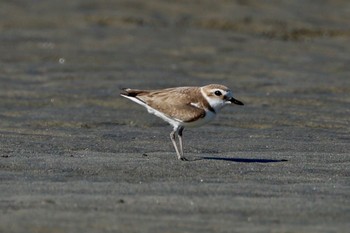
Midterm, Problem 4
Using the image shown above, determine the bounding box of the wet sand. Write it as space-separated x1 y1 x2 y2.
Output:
0 1 349 232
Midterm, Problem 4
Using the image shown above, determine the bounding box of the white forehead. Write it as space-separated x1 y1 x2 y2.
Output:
213 88 232 96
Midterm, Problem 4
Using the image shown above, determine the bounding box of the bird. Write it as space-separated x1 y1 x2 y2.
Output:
120 84 244 161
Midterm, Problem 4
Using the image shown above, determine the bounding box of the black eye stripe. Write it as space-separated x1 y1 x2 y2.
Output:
214 90 222 96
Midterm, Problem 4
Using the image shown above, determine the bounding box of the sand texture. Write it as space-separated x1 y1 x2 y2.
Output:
0 1 349 232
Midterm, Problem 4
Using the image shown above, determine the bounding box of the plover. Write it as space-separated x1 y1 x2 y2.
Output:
120 84 244 161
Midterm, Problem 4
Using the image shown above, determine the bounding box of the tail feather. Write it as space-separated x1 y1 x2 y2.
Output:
120 88 151 100
120 88 144 97
120 88 132 96
120 88 148 105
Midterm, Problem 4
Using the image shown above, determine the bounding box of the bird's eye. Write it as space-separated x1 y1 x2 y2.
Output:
214 90 222 96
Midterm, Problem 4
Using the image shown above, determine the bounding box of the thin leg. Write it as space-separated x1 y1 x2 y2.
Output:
170 130 182 160
178 126 188 161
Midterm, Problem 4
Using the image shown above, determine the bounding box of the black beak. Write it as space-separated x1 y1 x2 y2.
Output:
228 97 244 105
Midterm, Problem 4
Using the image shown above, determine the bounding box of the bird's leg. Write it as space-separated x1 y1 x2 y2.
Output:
170 129 182 160
177 126 188 161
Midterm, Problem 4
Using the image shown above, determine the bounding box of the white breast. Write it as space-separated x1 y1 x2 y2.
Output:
182 109 216 128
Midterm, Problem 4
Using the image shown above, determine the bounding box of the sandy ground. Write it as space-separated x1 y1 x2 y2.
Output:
0 1 350 232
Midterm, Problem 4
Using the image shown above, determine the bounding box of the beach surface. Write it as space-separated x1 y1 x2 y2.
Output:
0 1 349 232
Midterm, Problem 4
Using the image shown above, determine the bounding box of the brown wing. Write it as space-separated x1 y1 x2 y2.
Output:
134 87 207 122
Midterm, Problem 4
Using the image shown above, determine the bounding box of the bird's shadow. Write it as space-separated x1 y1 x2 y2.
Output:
194 156 288 163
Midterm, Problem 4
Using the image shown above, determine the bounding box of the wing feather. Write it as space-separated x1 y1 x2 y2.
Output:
130 87 207 122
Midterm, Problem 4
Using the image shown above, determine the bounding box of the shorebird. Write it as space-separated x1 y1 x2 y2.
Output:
120 84 244 161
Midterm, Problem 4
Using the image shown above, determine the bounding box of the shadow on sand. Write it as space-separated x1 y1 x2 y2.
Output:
199 157 288 163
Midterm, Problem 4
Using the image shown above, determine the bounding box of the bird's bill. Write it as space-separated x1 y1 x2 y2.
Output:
227 97 244 105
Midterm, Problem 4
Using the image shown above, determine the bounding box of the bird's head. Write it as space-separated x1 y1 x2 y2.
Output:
201 84 244 112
